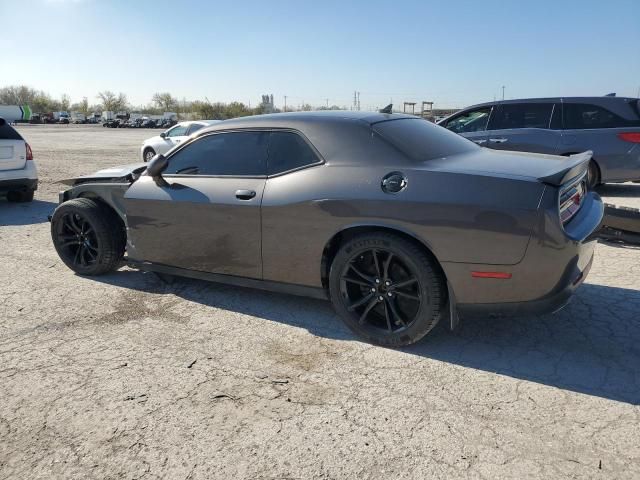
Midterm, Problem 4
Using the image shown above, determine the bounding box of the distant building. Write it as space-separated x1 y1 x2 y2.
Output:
261 94 275 113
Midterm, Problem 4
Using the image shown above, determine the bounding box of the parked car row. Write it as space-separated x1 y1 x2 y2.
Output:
103 118 177 129
438 95 640 188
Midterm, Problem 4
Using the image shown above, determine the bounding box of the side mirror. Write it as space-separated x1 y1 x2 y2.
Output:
159 132 167 139
146 154 169 187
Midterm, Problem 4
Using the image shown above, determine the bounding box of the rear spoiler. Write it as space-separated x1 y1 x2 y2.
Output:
538 151 592 186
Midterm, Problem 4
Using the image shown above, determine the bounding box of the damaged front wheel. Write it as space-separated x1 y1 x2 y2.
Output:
51 198 126 275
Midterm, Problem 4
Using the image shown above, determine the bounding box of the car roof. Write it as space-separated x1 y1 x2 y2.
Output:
457 96 639 110
195 110 417 135
179 119 221 126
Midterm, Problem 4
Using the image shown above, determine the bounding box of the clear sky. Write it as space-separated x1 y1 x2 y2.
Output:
2 0 639 110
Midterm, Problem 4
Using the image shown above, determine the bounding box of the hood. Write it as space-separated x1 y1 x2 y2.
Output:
59 163 148 186
427 149 591 186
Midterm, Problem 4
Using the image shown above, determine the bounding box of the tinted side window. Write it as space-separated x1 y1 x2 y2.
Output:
0 122 23 140
549 104 562 130
166 124 188 137
268 132 320 175
491 103 553 130
165 132 268 176
563 103 638 129
186 124 205 136
444 107 491 133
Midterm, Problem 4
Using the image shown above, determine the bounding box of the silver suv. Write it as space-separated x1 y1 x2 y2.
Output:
438 96 640 188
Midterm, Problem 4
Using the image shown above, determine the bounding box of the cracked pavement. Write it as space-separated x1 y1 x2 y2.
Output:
1 125 639 479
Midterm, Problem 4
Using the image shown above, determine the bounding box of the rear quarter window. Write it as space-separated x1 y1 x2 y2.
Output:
0 122 23 140
373 118 477 161
563 103 640 129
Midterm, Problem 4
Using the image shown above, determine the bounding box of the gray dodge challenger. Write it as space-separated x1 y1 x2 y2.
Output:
51 111 604 346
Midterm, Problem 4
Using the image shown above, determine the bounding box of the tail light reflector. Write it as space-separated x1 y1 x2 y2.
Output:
618 132 640 143
26 143 33 160
471 271 512 279
559 174 586 225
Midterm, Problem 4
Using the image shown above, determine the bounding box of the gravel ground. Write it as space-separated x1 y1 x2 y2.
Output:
1 124 639 479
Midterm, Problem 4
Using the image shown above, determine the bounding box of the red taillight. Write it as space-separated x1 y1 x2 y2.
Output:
25 143 33 161
618 132 640 143
471 271 512 279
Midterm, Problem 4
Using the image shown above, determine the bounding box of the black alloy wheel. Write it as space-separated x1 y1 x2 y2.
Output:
54 211 100 269
51 198 126 275
340 248 421 333
329 232 446 346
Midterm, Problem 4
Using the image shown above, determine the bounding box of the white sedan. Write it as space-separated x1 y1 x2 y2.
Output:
140 120 220 162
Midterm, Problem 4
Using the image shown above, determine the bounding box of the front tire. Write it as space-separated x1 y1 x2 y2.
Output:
51 198 126 275
143 147 155 162
329 232 446 347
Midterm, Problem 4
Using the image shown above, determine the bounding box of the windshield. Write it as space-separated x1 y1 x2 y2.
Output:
373 118 477 161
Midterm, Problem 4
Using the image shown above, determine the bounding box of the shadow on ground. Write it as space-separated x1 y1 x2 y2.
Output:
95 269 640 405
0 199 57 226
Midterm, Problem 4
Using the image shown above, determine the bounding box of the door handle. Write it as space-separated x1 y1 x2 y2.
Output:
235 189 256 200
473 139 487 145
489 138 508 144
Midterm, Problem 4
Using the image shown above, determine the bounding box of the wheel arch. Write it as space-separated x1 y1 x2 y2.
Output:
320 223 458 330
320 223 446 289
63 185 129 228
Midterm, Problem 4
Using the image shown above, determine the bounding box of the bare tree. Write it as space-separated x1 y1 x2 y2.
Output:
60 94 71 111
97 91 128 112
79 97 89 115
152 92 177 112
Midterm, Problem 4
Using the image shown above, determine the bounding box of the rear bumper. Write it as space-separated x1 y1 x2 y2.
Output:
444 190 603 318
457 251 593 318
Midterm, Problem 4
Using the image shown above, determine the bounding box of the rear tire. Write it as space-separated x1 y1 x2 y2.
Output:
587 160 601 189
51 198 126 275
329 232 446 347
7 189 35 202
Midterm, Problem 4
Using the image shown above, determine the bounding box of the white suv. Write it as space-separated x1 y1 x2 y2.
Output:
140 120 221 162
0 118 37 202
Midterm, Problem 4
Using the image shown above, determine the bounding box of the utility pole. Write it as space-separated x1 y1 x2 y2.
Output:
284 95 287 112
502 86 505 100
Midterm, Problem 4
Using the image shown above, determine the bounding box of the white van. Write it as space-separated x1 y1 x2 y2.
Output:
0 118 37 202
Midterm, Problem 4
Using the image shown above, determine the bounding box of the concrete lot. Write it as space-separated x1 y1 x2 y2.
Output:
1 124 639 479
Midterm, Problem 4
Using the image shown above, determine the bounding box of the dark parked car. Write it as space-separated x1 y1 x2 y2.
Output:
438 96 640 188
50 111 603 346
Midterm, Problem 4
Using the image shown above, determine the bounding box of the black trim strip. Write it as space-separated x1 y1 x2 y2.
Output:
127 260 328 300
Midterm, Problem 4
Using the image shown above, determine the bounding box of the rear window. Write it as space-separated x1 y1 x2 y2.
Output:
0 121 23 140
490 103 554 130
373 118 476 161
563 103 640 129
